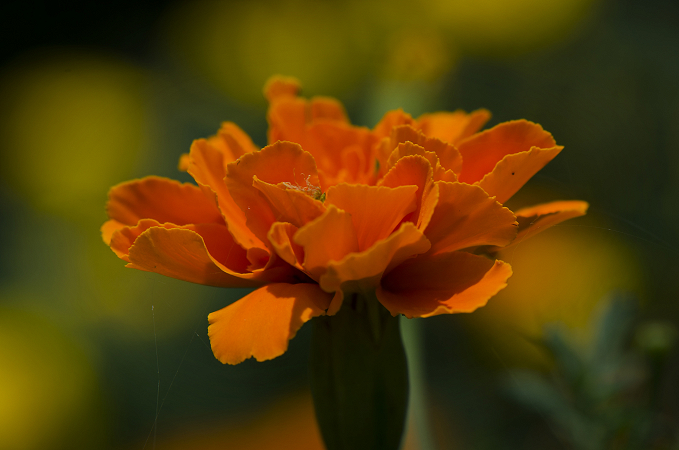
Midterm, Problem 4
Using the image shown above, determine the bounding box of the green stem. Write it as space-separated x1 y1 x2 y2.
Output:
309 292 409 450
401 317 436 450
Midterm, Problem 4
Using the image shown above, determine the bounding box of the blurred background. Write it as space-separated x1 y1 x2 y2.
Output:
1 0 678 448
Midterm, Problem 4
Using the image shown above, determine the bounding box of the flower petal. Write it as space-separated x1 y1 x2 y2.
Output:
267 96 309 146
178 153 191 171
208 283 332 364
113 219 267 274
457 120 557 184
266 77 348 146
418 182 440 232
309 97 350 123
253 176 325 228
515 200 589 222
306 122 374 186
437 169 459 183
430 148 462 178
387 124 463 174
424 181 517 254
387 141 453 183
265 75 347 122
492 200 589 252
381 154 434 228
382 154 432 190
386 141 437 171
325 184 418 252
226 141 320 243
126 225 285 288
320 223 431 314
377 252 512 318
208 122 259 161
110 218 168 261
101 219 126 245
187 139 227 189
372 109 415 139
417 109 491 145
106 176 223 226
267 222 305 271
338 144 369 184
294 205 359 281
264 75 302 102
477 146 563 204
188 138 264 250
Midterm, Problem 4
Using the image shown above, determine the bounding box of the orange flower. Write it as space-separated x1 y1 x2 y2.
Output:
102 76 588 365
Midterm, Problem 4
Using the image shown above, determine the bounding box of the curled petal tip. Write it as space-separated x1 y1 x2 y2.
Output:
264 75 302 102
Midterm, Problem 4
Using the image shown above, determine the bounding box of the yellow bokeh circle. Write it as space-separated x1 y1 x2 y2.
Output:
0 307 106 449
470 218 643 367
0 50 151 220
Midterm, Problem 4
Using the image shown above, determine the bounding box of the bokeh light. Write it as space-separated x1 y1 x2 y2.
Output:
471 212 643 367
0 50 152 221
0 306 107 450
129 392 428 450
160 0 597 105
424 0 596 56
160 0 376 104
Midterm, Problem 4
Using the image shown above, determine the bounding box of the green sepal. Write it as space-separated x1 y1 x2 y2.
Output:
309 293 409 450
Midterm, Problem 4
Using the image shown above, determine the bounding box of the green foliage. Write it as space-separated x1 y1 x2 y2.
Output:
504 293 678 450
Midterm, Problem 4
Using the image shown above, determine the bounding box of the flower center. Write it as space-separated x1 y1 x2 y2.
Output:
282 174 325 201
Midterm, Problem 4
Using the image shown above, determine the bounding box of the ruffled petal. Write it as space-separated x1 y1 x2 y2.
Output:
294 205 359 281
477 146 563 204
319 222 431 314
264 76 302 102
188 138 264 250
208 283 332 364
178 153 191 171
101 219 126 245
187 139 227 190
381 154 434 228
267 222 305 271
252 176 325 228
387 125 463 174
418 182 440 232
226 141 320 243
266 77 348 147
126 225 286 288
325 183 418 252
436 169 459 183
306 122 374 186
372 109 415 140
417 109 491 145
106 176 223 226
267 96 309 146
386 141 436 171
109 218 168 261
385 141 452 183
309 97 350 123
492 200 589 252
457 120 557 184
265 75 348 122
424 181 517 254
431 149 462 178
338 144 369 184
207 122 259 163
112 220 266 274
377 252 512 318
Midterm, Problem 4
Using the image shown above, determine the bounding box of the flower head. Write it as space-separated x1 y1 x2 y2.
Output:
102 76 588 364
